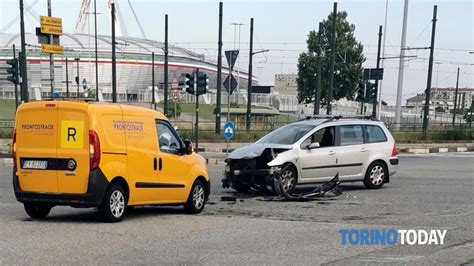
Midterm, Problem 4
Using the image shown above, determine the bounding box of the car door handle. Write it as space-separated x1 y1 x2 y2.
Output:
159 158 163 171
361 148 368 152
328 151 335 155
153 158 157 171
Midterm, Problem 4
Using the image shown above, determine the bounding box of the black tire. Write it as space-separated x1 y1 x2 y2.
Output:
184 179 206 214
24 203 52 219
279 164 297 194
363 161 387 189
99 183 127 222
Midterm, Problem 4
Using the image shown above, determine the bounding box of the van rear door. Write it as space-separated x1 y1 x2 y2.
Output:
16 102 59 193
56 101 90 194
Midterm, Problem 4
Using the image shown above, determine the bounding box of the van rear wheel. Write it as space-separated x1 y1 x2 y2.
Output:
99 184 127 222
184 179 206 214
24 203 51 219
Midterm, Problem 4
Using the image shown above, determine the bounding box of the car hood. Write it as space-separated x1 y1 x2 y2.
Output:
228 143 293 159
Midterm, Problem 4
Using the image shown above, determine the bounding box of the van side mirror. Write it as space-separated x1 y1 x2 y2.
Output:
308 142 320 149
183 139 193 155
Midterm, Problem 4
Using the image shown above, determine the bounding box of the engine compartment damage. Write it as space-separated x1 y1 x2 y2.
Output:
222 147 342 200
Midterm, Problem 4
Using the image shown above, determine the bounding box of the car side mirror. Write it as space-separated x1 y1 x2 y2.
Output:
308 142 320 149
183 139 193 155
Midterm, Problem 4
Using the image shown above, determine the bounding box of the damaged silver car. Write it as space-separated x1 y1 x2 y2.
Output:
222 116 398 194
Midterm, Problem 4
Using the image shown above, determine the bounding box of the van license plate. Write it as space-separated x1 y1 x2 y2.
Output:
23 160 48 170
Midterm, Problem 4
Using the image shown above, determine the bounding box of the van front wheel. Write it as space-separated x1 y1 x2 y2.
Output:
184 179 206 214
99 184 127 222
24 203 51 219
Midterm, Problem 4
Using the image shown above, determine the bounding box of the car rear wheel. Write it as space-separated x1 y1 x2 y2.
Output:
24 203 52 219
364 161 387 189
184 179 206 214
99 184 127 222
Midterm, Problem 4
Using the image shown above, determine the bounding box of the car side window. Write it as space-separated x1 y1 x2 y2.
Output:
301 126 335 149
340 125 364 146
156 121 182 154
366 125 387 143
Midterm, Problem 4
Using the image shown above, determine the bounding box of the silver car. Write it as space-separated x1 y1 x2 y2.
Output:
222 116 398 193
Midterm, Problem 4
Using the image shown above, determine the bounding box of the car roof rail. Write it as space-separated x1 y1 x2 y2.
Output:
301 115 378 123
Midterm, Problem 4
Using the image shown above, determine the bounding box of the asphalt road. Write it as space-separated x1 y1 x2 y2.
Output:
0 153 473 264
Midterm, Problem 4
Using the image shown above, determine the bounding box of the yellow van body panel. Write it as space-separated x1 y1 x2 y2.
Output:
14 101 209 210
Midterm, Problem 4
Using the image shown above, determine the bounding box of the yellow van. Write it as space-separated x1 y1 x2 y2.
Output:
13 101 210 222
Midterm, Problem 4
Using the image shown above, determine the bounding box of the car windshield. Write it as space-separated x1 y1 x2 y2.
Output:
257 123 315 145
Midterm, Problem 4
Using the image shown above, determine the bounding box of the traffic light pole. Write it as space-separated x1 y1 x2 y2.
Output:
327 2 337 115
194 68 199 152
314 22 322 115
12 45 19 109
215 2 223 134
373 25 382 119
47 0 55 96
246 18 253 131
19 0 28 102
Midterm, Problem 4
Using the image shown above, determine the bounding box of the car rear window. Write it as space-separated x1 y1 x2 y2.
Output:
340 125 364 146
365 125 387 143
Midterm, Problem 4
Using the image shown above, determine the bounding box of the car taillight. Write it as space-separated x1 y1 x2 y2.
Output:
391 145 398 157
12 130 17 169
89 130 101 170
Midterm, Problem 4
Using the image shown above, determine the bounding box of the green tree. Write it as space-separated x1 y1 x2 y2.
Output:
297 11 365 104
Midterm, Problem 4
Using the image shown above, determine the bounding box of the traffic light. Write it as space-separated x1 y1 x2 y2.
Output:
366 81 376 102
196 72 209 95
184 73 195 95
6 58 19 85
356 82 365 102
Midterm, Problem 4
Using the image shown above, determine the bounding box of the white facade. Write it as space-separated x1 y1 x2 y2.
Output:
273 74 298 96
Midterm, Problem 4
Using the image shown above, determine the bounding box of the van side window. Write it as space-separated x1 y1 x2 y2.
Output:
340 125 364 146
365 125 387 143
156 121 181 154
301 126 335 149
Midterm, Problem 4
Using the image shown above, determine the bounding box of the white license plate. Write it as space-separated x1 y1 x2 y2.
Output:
23 160 48 170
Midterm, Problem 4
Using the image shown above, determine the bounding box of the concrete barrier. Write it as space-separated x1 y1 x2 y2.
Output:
408 148 430 154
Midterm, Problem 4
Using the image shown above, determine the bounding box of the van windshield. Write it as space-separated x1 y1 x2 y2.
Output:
257 124 315 145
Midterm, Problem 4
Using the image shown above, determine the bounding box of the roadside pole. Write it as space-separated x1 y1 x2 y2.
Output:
195 68 199 152
47 0 54 96
452 67 460 126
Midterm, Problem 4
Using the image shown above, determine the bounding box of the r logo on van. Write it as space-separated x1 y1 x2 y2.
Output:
60 120 84 149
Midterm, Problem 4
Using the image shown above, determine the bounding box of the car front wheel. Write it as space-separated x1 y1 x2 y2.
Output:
364 161 387 189
184 179 206 214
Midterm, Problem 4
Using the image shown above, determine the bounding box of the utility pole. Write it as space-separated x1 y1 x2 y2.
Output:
314 22 322 115
452 67 460 126
65 57 69 97
19 0 28 102
395 0 409 126
94 0 99 101
327 2 337 115
47 0 54 96
152 52 155 109
164 14 169 116
215 2 223 133
422 5 437 138
111 2 117 103
246 18 254 131
373 25 383 119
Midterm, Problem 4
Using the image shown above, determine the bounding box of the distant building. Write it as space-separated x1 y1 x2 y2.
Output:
273 74 298 96
405 87 473 112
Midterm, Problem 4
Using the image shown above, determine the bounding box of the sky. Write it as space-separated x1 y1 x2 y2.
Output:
1 0 473 105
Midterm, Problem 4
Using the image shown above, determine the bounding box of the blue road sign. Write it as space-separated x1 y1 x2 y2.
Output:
223 121 234 139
